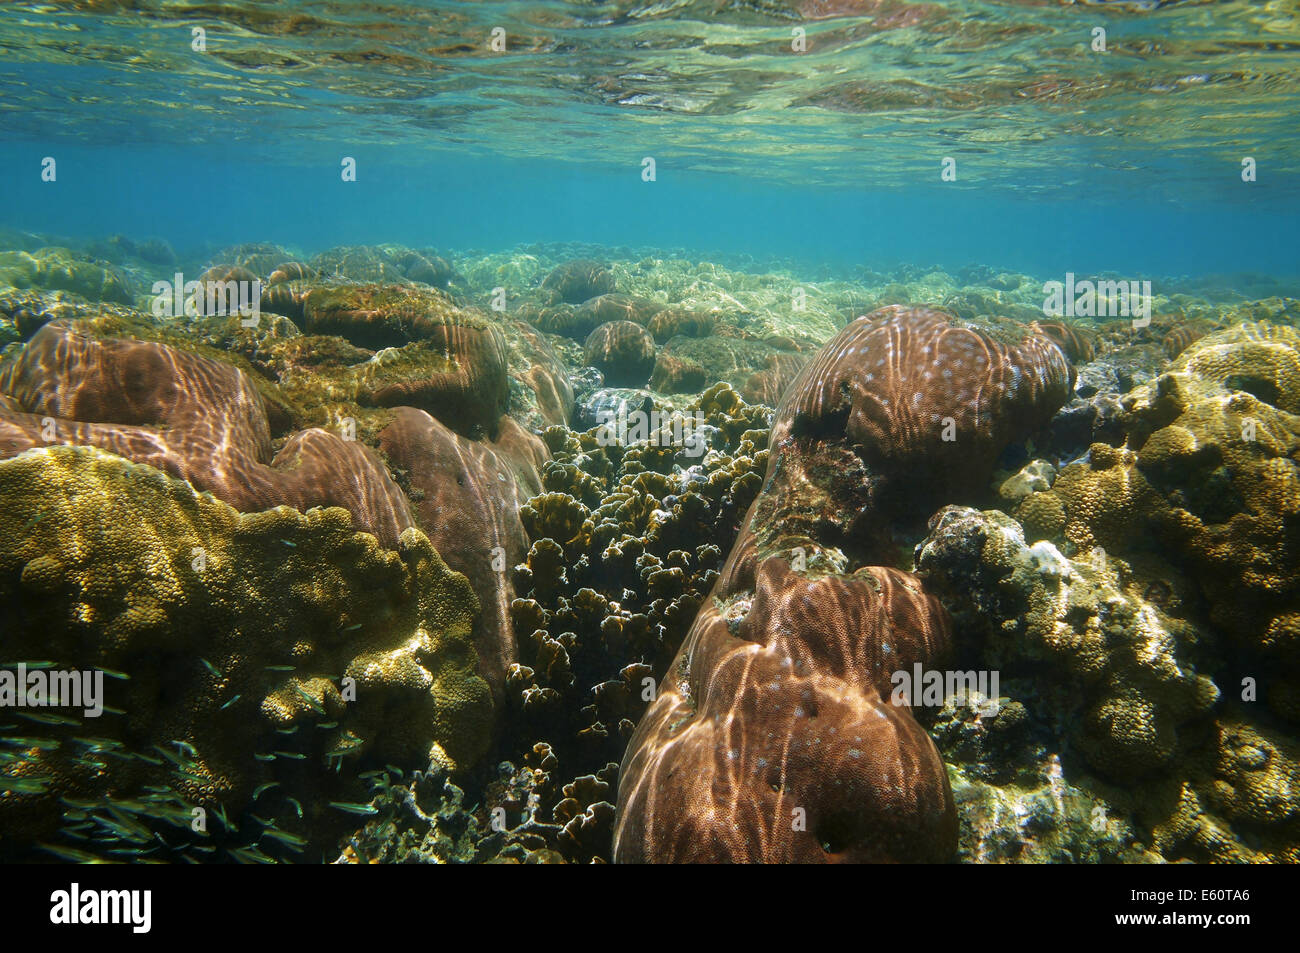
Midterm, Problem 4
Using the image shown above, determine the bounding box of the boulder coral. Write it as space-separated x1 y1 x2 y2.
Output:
616 557 958 862
575 294 660 333
380 406 545 702
503 318 575 430
583 321 656 388
647 308 719 340
0 320 414 547
302 283 498 353
740 352 808 406
259 261 318 320
271 283 569 436
614 306 1076 862
650 353 709 394
772 306 1074 539
541 260 616 305
309 244 462 288
211 241 291 276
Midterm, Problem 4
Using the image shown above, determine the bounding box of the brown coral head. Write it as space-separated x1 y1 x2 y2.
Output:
583 321 657 388
379 406 540 697
1037 320 1096 364
267 261 318 285
0 321 413 547
613 556 956 863
741 352 808 407
774 306 1074 502
648 308 718 340
541 259 616 305
577 293 660 329
651 354 709 394
193 265 262 318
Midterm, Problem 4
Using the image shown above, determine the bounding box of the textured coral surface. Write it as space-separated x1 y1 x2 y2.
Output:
614 307 1076 862
1 241 1296 865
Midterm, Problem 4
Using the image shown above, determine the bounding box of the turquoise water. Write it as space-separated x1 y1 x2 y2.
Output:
2 1 1299 275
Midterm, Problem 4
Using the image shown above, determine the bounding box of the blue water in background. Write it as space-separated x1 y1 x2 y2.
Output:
3 142 1296 280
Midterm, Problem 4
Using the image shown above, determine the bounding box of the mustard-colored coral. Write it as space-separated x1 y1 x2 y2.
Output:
1120 325 1300 687
919 507 1218 778
1016 443 1165 555
1145 718 1300 863
0 445 491 856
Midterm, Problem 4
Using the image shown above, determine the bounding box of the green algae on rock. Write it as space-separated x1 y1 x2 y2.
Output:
0 247 133 306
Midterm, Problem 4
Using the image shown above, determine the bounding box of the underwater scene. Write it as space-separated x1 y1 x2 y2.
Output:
0 0 1298 869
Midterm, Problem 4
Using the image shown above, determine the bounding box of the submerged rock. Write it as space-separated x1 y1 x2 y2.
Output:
0 247 133 305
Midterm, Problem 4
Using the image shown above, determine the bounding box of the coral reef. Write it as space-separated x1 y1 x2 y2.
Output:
614 307 1076 862
0 445 491 862
657 334 803 397
257 283 569 438
0 248 133 306
259 261 318 321
2 236 1296 866
912 322 1300 863
0 320 414 547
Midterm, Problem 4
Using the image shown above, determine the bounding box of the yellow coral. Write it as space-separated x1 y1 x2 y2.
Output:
0 445 491 850
1015 444 1163 554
